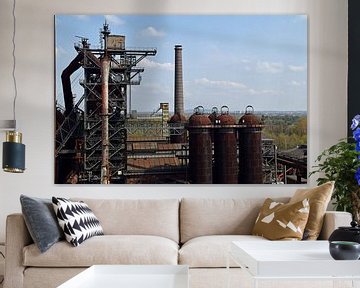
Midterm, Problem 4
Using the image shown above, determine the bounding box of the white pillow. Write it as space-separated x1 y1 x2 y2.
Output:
52 197 103 246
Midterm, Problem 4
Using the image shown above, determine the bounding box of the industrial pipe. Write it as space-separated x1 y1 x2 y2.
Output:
101 55 111 184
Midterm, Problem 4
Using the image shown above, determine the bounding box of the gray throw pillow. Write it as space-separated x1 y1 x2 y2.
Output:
20 195 64 253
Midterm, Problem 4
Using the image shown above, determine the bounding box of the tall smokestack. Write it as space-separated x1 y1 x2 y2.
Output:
169 45 187 144
174 45 184 115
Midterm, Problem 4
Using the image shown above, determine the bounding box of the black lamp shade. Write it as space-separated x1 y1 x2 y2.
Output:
2 135 25 173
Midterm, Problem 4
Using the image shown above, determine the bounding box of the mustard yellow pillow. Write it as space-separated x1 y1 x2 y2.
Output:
289 181 334 240
252 198 310 240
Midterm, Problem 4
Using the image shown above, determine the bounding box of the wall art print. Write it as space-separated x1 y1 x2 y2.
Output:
55 14 307 184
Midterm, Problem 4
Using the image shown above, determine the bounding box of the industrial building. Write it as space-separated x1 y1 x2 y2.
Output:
55 23 306 184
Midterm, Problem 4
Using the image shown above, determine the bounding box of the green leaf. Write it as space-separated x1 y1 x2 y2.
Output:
310 138 360 216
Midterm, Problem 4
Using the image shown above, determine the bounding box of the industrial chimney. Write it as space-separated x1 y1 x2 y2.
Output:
174 45 184 115
169 45 187 143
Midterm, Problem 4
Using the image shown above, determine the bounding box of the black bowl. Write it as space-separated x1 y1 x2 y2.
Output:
329 241 360 260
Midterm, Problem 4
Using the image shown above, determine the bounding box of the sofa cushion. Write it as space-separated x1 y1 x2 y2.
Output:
290 181 334 240
252 198 310 240
180 198 289 243
23 235 179 267
23 268 86 288
72 198 179 243
179 235 267 268
20 195 64 253
52 197 104 247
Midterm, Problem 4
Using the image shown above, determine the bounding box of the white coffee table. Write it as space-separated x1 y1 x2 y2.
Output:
229 240 360 288
57 265 189 288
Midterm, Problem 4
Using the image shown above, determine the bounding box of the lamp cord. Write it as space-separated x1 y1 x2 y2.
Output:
11 0 17 129
0 251 4 284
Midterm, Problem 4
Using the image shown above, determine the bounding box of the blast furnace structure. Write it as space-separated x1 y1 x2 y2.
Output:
55 23 156 184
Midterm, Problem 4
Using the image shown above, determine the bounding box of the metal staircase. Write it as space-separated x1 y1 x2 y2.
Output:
55 94 85 157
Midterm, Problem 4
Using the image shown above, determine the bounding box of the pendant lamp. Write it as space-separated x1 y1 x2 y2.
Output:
1 0 26 173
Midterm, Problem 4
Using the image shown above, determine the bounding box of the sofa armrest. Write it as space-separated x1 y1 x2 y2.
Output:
4 213 33 288
318 211 352 240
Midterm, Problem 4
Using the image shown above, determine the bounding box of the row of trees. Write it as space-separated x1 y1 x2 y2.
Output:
262 115 307 150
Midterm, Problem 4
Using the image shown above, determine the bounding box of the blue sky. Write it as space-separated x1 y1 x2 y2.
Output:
55 15 307 113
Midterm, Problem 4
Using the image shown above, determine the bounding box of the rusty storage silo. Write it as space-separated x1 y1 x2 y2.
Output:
208 107 218 124
238 105 264 184
168 113 187 143
214 106 238 184
187 106 213 184
208 106 218 143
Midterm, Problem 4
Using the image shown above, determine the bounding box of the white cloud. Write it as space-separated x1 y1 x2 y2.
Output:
141 26 165 38
248 88 280 96
104 15 125 27
195 77 247 89
288 65 306 72
241 59 251 70
131 83 171 112
289 80 306 87
134 83 169 94
256 61 283 74
74 15 91 21
141 58 174 71
290 80 301 86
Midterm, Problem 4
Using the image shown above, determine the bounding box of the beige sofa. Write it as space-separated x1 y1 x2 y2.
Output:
4 198 352 288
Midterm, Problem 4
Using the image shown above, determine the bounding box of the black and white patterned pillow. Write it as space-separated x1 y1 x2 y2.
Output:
52 197 104 247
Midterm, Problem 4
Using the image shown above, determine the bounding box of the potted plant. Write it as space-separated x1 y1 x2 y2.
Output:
310 115 360 222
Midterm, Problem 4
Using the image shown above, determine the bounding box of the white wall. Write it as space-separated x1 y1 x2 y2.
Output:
0 0 348 242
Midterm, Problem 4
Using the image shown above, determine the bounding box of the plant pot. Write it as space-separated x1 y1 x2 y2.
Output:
329 241 360 260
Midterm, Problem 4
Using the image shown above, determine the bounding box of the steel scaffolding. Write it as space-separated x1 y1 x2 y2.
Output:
55 23 157 183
